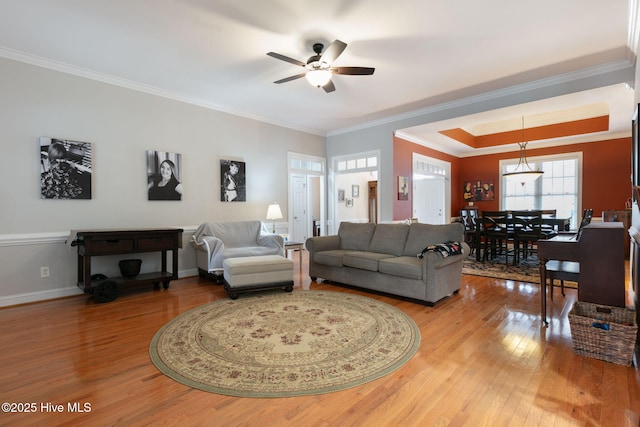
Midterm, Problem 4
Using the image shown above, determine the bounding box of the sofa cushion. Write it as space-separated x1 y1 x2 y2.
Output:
403 222 464 256
314 250 350 267
379 256 423 280
368 224 409 256
223 246 278 259
338 222 376 251
343 251 395 272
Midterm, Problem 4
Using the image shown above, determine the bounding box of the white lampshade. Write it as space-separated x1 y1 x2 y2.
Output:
266 203 283 220
266 203 283 234
305 69 332 87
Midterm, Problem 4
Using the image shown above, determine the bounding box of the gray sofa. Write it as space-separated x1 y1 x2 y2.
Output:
305 222 469 305
191 221 284 278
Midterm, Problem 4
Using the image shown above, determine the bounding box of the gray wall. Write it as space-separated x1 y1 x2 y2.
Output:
0 57 324 305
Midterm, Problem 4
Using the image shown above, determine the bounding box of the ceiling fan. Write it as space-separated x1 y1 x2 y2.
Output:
267 39 375 93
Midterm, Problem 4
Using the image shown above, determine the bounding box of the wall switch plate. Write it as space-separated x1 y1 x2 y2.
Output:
40 266 50 278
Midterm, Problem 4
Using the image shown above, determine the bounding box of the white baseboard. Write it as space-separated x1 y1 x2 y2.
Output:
0 268 200 308
0 286 84 307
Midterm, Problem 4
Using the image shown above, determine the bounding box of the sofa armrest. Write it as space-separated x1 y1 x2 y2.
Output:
257 233 284 250
305 235 340 253
191 235 224 265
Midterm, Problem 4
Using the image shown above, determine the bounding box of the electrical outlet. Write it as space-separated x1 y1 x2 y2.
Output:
40 266 50 278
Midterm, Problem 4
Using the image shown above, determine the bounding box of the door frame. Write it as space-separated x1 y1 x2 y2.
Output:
412 153 451 224
287 152 326 240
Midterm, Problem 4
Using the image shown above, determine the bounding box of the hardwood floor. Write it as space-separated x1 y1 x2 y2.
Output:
0 250 638 426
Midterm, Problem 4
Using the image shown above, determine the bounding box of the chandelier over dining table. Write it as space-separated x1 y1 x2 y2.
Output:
503 116 544 185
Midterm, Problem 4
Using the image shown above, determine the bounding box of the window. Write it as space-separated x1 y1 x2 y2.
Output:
334 152 379 174
290 156 324 174
501 152 581 229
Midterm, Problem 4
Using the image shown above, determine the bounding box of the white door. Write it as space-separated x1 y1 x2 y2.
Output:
290 174 307 243
413 177 445 224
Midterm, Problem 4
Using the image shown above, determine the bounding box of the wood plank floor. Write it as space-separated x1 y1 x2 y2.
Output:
0 250 638 426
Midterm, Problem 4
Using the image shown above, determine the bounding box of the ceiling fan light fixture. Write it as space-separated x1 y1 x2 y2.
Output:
305 69 332 87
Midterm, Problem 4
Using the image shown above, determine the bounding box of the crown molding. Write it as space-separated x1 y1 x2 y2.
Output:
628 0 640 59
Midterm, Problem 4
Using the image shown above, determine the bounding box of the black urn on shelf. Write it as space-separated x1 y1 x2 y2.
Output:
118 259 142 278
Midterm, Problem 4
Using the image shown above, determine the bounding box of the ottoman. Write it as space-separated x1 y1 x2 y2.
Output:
223 255 294 299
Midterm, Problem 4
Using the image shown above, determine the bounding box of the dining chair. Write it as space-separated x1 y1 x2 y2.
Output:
540 209 558 238
511 210 542 265
460 207 479 256
481 210 511 266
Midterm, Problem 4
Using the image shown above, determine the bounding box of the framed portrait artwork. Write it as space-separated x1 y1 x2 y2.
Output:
338 189 345 202
40 137 92 199
147 150 183 201
221 159 246 202
352 184 359 198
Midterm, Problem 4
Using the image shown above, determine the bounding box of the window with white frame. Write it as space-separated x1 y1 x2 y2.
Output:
501 152 581 230
336 155 377 173
290 156 324 174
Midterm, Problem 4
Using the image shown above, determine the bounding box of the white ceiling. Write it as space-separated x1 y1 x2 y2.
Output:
0 0 636 153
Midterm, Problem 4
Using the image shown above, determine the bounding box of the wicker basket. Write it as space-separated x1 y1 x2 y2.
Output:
568 301 637 366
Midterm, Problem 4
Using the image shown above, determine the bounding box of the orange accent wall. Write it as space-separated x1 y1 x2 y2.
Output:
393 136 631 220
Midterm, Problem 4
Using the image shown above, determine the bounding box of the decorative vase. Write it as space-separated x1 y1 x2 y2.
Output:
119 259 142 278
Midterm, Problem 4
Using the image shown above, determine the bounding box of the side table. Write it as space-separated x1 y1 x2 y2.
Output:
284 241 304 272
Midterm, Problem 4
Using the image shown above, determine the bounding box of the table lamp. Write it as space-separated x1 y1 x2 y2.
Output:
266 203 283 233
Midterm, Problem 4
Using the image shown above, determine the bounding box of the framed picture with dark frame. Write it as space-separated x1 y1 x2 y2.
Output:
40 137 92 199
147 150 183 201
220 159 246 202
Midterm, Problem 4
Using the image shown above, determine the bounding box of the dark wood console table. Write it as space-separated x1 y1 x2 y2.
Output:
71 228 183 300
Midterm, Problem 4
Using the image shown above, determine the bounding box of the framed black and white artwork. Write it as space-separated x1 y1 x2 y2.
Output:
40 137 92 199
147 150 183 201
220 159 246 202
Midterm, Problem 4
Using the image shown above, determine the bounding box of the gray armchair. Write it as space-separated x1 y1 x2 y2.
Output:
191 221 284 279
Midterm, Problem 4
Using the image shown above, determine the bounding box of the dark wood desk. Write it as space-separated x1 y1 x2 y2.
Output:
538 222 625 325
71 228 183 299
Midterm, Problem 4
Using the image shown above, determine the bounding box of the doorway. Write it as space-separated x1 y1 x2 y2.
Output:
329 151 380 235
288 153 326 243
412 153 451 224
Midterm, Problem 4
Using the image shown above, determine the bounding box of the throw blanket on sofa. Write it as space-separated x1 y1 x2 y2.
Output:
417 241 463 259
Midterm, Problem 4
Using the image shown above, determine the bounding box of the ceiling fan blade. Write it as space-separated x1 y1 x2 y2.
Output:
266 52 306 67
274 73 306 84
320 40 347 64
332 66 375 75
323 80 336 93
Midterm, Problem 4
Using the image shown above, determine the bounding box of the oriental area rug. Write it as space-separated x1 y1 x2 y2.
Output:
149 290 421 397
463 254 541 283
462 254 577 289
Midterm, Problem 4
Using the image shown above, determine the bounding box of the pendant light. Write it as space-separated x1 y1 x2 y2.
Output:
502 116 543 185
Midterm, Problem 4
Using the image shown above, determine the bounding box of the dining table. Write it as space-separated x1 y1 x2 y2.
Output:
470 212 571 261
